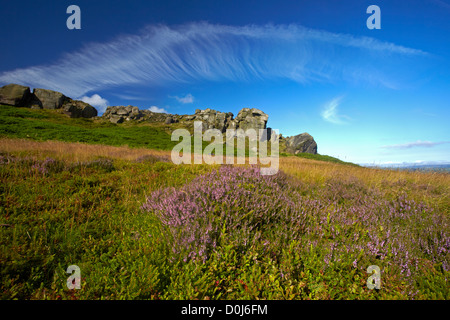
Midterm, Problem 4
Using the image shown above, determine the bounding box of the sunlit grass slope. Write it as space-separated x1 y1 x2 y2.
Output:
1 138 448 300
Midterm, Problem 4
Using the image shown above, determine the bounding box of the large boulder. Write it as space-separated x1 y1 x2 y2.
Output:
63 99 98 118
110 115 124 124
165 116 174 124
190 108 233 132
285 133 317 154
230 108 268 131
33 88 67 109
0 84 32 107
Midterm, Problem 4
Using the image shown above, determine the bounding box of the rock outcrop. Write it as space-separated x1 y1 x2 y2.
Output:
102 105 170 124
229 108 268 131
0 84 32 107
33 88 67 109
63 100 98 118
1 83 318 155
164 116 175 124
284 133 318 155
102 106 270 131
103 105 143 123
0 83 97 118
192 108 233 132
102 106 316 152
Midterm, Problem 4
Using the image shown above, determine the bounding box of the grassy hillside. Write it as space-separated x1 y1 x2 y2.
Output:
0 105 354 164
0 105 177 150
0 106 449 300
0 138 449 300
281 152 359 167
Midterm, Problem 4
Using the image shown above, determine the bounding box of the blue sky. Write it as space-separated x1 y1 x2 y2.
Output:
0 0 449 165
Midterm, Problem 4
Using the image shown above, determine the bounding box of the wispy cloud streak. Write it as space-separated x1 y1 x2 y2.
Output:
321 96 350 125
0 22 426 97
381 140 450 149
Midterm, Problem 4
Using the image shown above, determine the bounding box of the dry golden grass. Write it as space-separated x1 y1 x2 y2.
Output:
280 155 450 188
0 137 172 162
0 138 266 166
1 137 448 210
2 137 448 186
280 155 450 210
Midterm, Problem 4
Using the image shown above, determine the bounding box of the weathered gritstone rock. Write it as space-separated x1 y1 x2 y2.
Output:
0 83 98 118
104 106 143 123
0 84 32 107
110 115 125 124
285 133 318 154
103 105 173 123
33 88 67 109
165 116 174 124
63 99 98 118
102 106 283 143
102 106 270 134
185 108 234 132
230 108 269 131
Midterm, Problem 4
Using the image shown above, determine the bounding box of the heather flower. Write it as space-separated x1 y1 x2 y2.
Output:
135 154 170 163
141 164 449 295
30 157 63 175
142 165 306 262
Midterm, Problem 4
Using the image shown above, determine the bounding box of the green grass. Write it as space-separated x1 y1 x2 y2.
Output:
2 105 447 300
0 154 215 299
0 105 329 160
1 152 448 300
0 106 262 157
290 152 359 166
0 105 177 150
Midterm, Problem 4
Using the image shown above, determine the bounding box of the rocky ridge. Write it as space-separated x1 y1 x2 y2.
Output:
102 105 273 136
102 105 317 154
0 83 97 118
1 83 317 154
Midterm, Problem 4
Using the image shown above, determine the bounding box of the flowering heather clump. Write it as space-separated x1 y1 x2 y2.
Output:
68 158 115 173
142 165 306 262
30 157 65 175
0 153 115 175
142 165 449 294
135 154 170 163
0 153 63 175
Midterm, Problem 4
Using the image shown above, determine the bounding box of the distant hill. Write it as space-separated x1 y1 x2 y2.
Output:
362 162 450 173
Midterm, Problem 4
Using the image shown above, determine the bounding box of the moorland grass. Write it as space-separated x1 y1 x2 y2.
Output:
288 152 359 167
0 105 350 163
0 105 177 150
0 138 448 299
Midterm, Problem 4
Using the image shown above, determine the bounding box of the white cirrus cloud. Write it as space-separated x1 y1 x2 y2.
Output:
0 22 427 98
381 140 450 149
321 96 350 125
172 93 194 104
147 106 168 113
79 94 109 113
